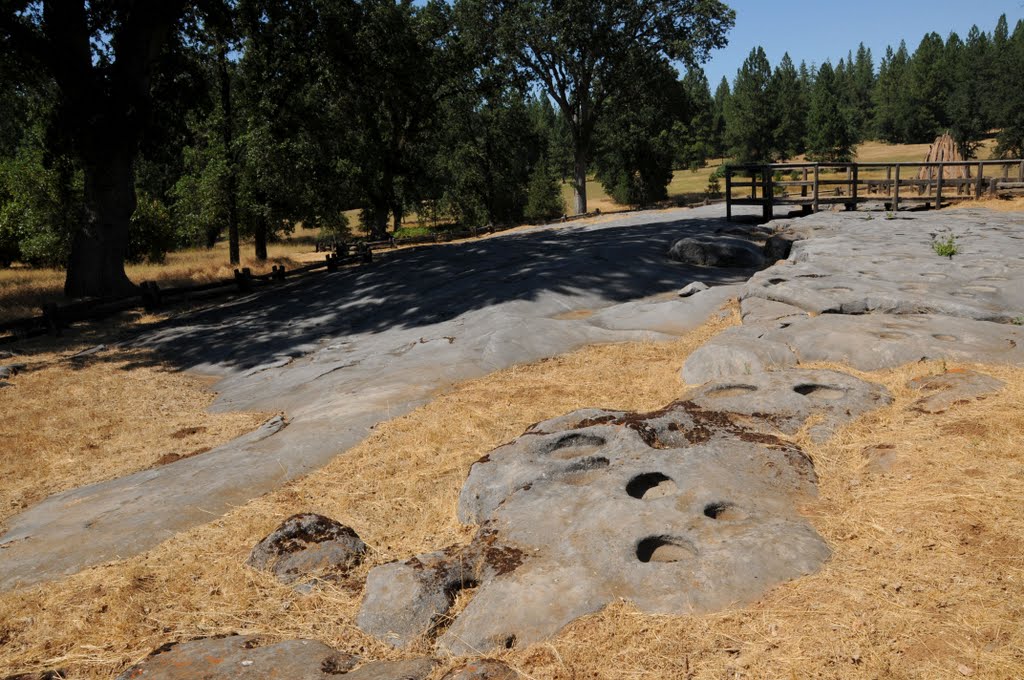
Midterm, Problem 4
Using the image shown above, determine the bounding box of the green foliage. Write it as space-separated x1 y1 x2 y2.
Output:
594 56 682 207
725 47 775 163
524 157 565 221
0 145 80 267
931 233 958 258
128 192 176 264
705 174 722 199
805 62 857 162
769 53 806 159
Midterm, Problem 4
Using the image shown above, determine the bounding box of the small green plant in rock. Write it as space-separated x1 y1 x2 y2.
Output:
884 211 895 220
931 233 958 259
1012 315 1024 326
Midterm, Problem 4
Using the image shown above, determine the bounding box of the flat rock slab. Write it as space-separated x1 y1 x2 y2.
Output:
684 313 1024 383
358 401 831 655
907 369 1005 413
0 205 764 592
686 369 892 441
116 635 434 680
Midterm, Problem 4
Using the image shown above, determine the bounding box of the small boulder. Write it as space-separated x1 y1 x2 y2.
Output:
116 636 355 680
0 363 26 380
678 281 710 297
763 233 802 261
668 235 765 269
248 513 367 584
441 659 520 680
907 370 1005 413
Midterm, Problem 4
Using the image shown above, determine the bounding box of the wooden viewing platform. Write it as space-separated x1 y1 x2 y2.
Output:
725 159 1024 221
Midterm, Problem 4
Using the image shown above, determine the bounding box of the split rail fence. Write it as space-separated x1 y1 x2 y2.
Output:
725 159 1024 220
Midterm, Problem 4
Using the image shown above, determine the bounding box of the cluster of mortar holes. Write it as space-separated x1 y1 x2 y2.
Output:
706 384 758 399
636 536 697 563
545 433 606 460
793 383 847 400
933 334 958 342
704 501 747 521
626 472 678 500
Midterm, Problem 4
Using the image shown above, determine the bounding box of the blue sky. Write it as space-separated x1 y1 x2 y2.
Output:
701 0 1024 86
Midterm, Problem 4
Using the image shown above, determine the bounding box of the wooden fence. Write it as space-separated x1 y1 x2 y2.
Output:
725 159 1024 220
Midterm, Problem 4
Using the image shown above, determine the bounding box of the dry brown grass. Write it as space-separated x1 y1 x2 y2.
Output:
950 196 1024 212
1 300 1023 679
0 235 317 324
0 345 270 531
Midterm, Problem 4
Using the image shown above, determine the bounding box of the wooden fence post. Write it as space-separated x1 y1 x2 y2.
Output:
886 166 892 196
725 167 733 221
851 165 859 209
976 162 984 200
812 164 820 213
935 163 943 209
763 167 774 219
893 165 900 212
801 168 808 197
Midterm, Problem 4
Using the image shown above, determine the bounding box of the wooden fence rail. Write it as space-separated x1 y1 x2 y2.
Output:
725 159 1024 221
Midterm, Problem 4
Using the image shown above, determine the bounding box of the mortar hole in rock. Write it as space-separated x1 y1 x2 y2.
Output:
626 473 678 500
703 501 747 521
933 334 958 342
876 331 908 341
793 384 847 400
561 457 610 486
767 278 787 285
705 384 758 398
429 578 480 639
636 536 697 563
546 433 606 460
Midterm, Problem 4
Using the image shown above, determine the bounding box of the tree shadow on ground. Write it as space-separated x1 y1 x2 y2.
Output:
107 210 766 374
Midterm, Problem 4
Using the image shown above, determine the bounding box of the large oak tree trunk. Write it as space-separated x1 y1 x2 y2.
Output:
64 151 138 298
573 149 588 215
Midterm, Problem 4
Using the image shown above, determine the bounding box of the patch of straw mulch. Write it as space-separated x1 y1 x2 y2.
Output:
1 302 1022 679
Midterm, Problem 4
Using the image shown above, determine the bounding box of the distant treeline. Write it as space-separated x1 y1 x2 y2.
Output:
715 14 1024 164
1 3 1021 288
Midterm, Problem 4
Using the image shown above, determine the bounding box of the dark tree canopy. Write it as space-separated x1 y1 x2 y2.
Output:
459 0 734 213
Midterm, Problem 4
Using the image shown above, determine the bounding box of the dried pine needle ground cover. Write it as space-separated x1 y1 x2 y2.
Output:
0 344 270 531
1 304 1023 679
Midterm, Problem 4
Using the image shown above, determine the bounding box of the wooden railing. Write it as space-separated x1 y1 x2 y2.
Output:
725 159 1024 221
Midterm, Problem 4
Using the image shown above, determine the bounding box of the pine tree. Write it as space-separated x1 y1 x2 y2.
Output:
725 47 775 163
711 76 730 158
805 62 857 162
676 67 715 170
769 53 805 159
873 42 911 142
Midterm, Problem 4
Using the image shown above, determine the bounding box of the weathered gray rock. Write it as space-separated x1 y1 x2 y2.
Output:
345 658 437 680
0 363 25 380
763 233 802 262
684 313 1024 382
678 281 710 297
686 369 892 442
668 235 765 269
248 513 367 584
907 370 1005 413
681 326 797 384
116 637 352 680
0 204 766 593
440 659 520 680
359 402 830 655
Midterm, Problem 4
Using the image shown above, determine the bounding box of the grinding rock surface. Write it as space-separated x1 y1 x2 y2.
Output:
907 369 1005 413
115 636 434 680
686 369 892 442
0 205 763 591
358 401 831 654
684 209 1024 382
247 513 367 584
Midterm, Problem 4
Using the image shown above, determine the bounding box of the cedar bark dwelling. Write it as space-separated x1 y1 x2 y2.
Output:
2 1 186 298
